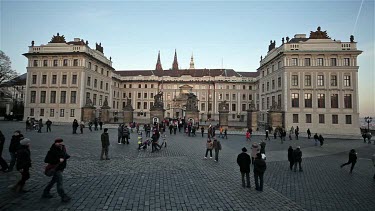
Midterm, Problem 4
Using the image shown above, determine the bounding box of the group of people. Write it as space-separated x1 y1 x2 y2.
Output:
288 146 303 172
204 138 222 161
25 117 52 133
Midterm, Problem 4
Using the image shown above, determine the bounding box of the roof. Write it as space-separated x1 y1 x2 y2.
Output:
116 69 258 78
1 73 27 86
287 38 309 43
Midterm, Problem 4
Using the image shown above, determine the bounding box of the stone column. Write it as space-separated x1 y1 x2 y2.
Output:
218 101 229 129
123 110 134 124
150 108 165 124
246 109 258 131
81 106 96 123
269 111 284 129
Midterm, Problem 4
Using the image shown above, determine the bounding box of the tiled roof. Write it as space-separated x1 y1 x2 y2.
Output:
116 69 258 78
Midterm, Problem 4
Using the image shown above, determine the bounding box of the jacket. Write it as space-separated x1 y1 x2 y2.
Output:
254 157 267 174
0 132 5 157
123 127 130 136
259 142 266 154
348 151 357 162
237 152 251 173
44 144 70 171
206 141 213 149
16 145 31 170
288 147 294 162
118 126 123 137
9 134 23 153
251 143 260 158
101 132 110 147
293 148 302 162
213 140 222 151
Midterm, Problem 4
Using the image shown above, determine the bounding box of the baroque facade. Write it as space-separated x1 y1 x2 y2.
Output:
23 27 362 135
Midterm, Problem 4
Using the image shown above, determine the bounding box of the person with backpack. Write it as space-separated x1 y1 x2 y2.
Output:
14 138 31 193
237 147 251 188
213 138 222 162
340 149 357 173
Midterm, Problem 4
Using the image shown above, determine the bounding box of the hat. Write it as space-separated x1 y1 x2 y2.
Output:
54 138 63 143
242 147 247 152
20 138 31 145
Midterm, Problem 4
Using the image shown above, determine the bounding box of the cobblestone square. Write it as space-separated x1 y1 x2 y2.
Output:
0 122 374 211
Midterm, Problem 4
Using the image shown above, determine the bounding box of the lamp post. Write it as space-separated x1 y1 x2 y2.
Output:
364 117 372 132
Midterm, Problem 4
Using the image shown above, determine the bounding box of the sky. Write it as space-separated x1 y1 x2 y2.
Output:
1 0 374 117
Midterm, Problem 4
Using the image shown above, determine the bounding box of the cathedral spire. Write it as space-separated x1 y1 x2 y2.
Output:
172 49 179 70
155 51 163 71
189 53 195 69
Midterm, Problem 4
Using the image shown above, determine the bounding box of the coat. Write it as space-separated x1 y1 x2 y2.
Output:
213 140 222 151
101 132 110 148
348 151 357 162
293 148 302 162
44 144 70 171
259 142 266 154
9 134 23 153
288 147 294 162
237 152 251 173
206 141 213 150
251 143 260 158
254 157 267 174
16 145 31 170
118 126 123 137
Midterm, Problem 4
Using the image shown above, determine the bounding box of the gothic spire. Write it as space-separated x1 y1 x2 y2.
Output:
155 51 163 71
172 49 179 70
189 53 195 69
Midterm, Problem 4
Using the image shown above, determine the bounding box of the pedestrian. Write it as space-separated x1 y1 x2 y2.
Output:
265 130 270 141
13 138 31 193
223 128 228 139
288 146 294 171
117 124 123 144
213 138 222 162
94 118 98 131
219 126 223 138
253 153 267 192
79 121 85 134
259 140 266 155
319 134 324 147
46 119 52 132
307 128 311 139
26 117 31 131
72 119 79 134
237 147 251 188
38 118 43 133
42 138 71 202
0 130 9 172
293 146 303 172
99 121 103 130
151 131 161 152
201 126 204 137
314 133 319 146
173 124 177 135
146 124 151 137
340 149 357 173
204 139 213 159
295 129 299 140
289 130 292 140
251 142 260 164
100 128 110 160
372 153 375 179
246 131 251 142
123 125 130 144
169 124 173 135
8 130 24 172
88 121 93 132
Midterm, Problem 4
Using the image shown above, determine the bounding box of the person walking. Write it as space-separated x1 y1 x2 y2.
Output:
295 129 299 140
213 138 222 162
201 126 204 137
173 124 177 135
259 140 266 155
123 125 130 144
13 138 31 193
169 124 173 135
117 124 123 144
319 134 324 147
151 131 161 153
204 139 213 159
251 142 260 164
314 133 319 146
99 121 103 130
38 119 43 133
46 119 52 132
79 121 85 134
340 149 357 173
72 119 79 134
237 147 251 188
253 153 267 192
307 128 311 139
288 146 294 171
219 126 223 138
88 121 93 132
26 117 31 131
100 128 110 160
0 130 9 172
8 130 24 172
293 146 303 172
42 138 71 202
246 131 251 142
223 128 228 139
265 130 270 141
94 118 99 131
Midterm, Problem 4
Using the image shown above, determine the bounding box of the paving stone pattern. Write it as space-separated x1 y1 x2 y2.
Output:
0 122 374 210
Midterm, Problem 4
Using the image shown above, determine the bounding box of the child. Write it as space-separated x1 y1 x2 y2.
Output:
204 139 213 159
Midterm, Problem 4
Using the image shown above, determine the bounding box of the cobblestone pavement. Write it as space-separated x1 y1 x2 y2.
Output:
0 122 374 211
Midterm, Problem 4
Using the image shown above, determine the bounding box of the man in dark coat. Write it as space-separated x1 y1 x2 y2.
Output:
14 138 31 193
42 138 71 202
318 134 324 147
293 146 303 172
254 153 267 191
237 147 251 188
37 119 43 133
307 128 311 139
288 146 294 171
46 119 52 132
0 130 9 172
340 149 357 173
94 118 99 131
122 126 130 144
99 121 103 130
72 119 79 134
8 130 24 171
101 128 110 160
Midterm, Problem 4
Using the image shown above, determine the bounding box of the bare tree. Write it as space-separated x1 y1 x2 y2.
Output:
0 50 18 85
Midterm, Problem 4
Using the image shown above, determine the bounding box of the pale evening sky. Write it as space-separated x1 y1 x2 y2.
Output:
0 0 374 117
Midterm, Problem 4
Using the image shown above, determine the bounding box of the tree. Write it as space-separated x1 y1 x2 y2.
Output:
0 50 17 85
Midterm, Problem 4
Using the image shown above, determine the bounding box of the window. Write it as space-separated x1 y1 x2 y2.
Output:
292 75 298 86
344 75 351 87
208 103 212 111
219 94 223 100
143 93 147 98
144 102 147 109
101 68 104 75
70 91 77 103
232 104 236 111
138 84 142 88
30 108 34 116
70 109 75 117
272 80 275 89
226 94 229 100
40 108 44 116
291 93 299 108
304 75 311 86
60 91 66 103
50 109 55 117
60 109 65 117
138 93 141 99
137 102 141 109
242 94 246 100
331 58 337 66
291 58 298 66
151 84 154 88
63 59 68 66
277 94 281 107
50 91 56 103
262 84 265 92
43 60 48 66
32 75 37 84
278 77 281 88
293 114 298 123
128 93 132 98
92 79 97 88
317 75 324 86
344 94 352 108
73 59 78 66
40 91 46 103
98 95 102 106
42 75 47 84
106 71 109 77
72 75 77 84
317 58 324 66
53 60 58 66
319 114 325 124
304 93 312 108
88 62 92 69
106 83 109 91
87 77 91 86
262 98 265 110
317 94 325 108
145 84 148 89
232 94 236 100
93 94 97 106
242 104 246 111
52 75 57 84
30 91 36 103
150 93 154 98
344 58 350 66
345 115 352 124
33 60 38 67
62 75 67 84
95 65 98 71
331 75 337 86
306 114 312 123
249 94 253 101
267 97 270 109
100 81 103 89
305 58 311 66
332 115 338 124
267 82 270 91
233 85 236 89
331 94 338 108
201 103 206 111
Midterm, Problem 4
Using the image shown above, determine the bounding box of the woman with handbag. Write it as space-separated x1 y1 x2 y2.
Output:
42 138 71 202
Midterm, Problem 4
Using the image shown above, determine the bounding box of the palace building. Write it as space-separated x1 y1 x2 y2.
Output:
22 27 362 135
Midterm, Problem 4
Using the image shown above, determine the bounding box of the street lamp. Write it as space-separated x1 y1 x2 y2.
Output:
364 117 373 132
